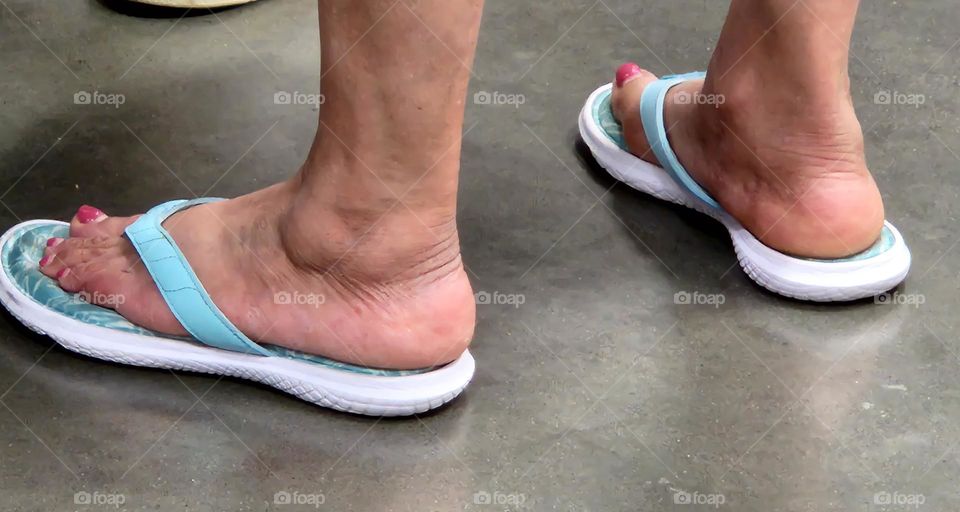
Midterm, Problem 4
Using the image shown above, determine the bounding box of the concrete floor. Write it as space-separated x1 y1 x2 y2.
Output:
1 0 958 510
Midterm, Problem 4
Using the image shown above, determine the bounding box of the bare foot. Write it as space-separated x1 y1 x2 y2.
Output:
37 178 475 370
36 0 487 371
610 58 885 259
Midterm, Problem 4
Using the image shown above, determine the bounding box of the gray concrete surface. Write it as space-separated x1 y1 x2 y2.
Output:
1 0 958 510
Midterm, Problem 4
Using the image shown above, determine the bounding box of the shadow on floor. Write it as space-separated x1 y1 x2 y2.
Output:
95 0 251 19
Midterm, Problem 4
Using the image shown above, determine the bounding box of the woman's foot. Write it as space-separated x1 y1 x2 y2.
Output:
35 0 485 371
37 177 475 370
610 1 885 259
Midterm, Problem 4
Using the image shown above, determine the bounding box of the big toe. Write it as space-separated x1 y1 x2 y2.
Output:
69 204 140 238
611 62 659 161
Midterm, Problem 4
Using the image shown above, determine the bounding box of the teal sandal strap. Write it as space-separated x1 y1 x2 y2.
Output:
638 71 721 209
123 198 271 356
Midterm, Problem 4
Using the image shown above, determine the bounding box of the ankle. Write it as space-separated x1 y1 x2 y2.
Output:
279 169 463 284
706 81 868 181
275 172 474 368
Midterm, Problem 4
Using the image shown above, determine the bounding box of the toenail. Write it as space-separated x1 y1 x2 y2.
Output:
46 237 63 248
39 255 53 267
56 268 70 279
615 62 642 87
76 205 105 224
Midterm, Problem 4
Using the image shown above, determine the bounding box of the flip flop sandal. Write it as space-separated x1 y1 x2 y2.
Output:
578 72 912 302
0 199 474 416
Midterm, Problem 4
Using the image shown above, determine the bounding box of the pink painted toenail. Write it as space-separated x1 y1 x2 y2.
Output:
615 62 642 87
76 205 105 224
39 255 53 267
56 268 70 279
46 237 63 248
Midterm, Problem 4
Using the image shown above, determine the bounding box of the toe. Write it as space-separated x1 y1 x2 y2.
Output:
39 236 116 282
35 224 187 335
612 62 658 120
41 237 128 300
53 266 82 294
69 204 140 238
611 62 659 161
57 257 126 302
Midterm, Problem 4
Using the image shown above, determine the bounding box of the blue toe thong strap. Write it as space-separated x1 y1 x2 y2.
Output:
638 71 721 209
123 198 272 356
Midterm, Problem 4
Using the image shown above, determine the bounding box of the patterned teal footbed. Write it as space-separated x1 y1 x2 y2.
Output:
590 88 896 263
2 223 432 376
